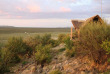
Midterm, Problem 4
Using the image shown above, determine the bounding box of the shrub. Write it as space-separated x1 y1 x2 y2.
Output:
41 34 59 47
0 47 12 73
24 35 42 50
6 37 27 54
101 40 110 54
41 34 51 45
59 48 66 52
22 61 28 66
65 47 75 58
1 37 31 64
49 69 62 74
58 34 66 43
35 44 52 65
75 22 110 64
49 39 59 47
64 36 74 50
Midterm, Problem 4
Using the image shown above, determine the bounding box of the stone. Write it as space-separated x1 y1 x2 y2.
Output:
21 66 36 74
81 71 85 74
31 66 36 73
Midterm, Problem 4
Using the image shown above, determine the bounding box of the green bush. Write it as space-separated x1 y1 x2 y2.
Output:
58 34 66 43
0 37 30 66
6 37 27 55
22 61 28 66
41 34 51 45
64 36 74 50
35 44 52 65
101 40 110 54
65 47 75 58
49 69 62 74
41 34 59 47
75 22 110 64
24 34 58 49
0 47 12 73
24 35 42 50
49 39 59 47
59 48 66 52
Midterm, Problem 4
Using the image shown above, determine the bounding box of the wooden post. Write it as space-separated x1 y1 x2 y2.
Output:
71 26 73 40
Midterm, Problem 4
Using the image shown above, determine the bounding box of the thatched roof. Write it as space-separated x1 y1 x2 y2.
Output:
71 15 103 30
71 20 85 29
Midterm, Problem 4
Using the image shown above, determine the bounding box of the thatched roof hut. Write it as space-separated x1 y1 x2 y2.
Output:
71 15 103 30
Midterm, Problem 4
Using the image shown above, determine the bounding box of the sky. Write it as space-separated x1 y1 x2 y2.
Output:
0 0 110 27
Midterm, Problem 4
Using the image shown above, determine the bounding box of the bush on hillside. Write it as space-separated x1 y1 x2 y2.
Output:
59 48 66 52
58 34 67 43
101 40 110 54
41 34 59 47
6 37 31 56
64 36 74 50
49 39 59 47
35 44 52 65
24 34 58 50
41 34 51 45
74 22 110 64
49 69 62 74
58 34 75 58
0 37 31 65
0 47 12 73
24 35 42 51
65 47 76 58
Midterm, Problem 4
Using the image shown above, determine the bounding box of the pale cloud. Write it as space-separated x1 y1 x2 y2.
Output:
16 16 22 18
0 10 8 15
60 7 71 12
27 5 41 13
0 0 109 19
16 6 23 11
0 10 3 14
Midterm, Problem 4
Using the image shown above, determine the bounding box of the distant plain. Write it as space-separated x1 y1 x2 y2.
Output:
0 27 72 43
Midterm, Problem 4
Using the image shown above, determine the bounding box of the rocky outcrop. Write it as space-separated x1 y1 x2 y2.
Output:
21 64 36 74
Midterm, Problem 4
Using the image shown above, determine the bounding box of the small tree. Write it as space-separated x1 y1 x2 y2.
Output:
35 44 52 66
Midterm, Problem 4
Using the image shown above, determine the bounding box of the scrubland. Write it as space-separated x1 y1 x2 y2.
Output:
0 23 110 74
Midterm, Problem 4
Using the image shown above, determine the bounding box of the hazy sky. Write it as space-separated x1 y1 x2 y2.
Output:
0 0 110 27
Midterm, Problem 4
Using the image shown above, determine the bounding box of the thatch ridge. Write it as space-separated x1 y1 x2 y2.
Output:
71 15 103 30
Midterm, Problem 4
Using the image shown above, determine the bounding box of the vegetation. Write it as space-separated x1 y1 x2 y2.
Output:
65 47 76 58
59 48 66 52
24 35 42 50
35 44 52 65
1 23 110 73
49 69 62 74
64 36 73 49
0 37 31 73
101 40 110 54
74 22 110 64
62 35 75 58
58 34 67 43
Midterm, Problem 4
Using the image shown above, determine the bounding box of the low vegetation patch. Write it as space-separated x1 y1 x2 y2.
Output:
0 33 60 73
35 44 52 65
59 48 66 52
65 47 76 58
63 35 75 58
49 69 62 74
0 37 33 73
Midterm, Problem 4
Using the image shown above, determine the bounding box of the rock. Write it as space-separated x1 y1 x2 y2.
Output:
21 66 36 74
107 66 110 70
21 70 31 74
81 71 85 74
31 66 36 73
88 72 94 74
